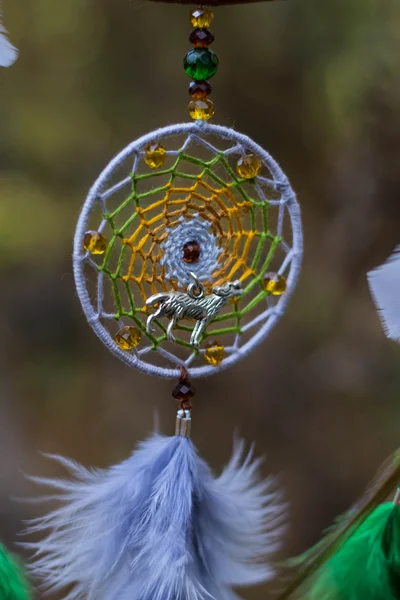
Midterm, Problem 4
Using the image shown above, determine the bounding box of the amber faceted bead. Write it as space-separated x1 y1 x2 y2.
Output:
189 80 212 99
190 8 214 28
184 48 218 81
83 231 108 255
264 273 287 296
183 240 201 264
236 154 262 179
189 98 215 121
189 28 215 48
172 380 196 404
205 342 225 366
114 326 141 350
144 142 166 169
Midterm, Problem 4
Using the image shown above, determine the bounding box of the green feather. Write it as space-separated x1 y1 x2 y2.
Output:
278 449 400 599
308 503 400 600
0 545 30 600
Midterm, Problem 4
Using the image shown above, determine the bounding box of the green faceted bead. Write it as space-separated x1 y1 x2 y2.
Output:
184 48 219 81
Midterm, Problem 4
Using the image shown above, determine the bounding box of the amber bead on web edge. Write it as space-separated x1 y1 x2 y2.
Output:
144 142 166 169
204 341 225 366
264 273 287 295
236 154 262 179
114 326 141 350
83 231 108 255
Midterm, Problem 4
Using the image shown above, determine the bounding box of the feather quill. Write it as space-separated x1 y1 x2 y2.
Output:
24 434 286 600
368 246 400 342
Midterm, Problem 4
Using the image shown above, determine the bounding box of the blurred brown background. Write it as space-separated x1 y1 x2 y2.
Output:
1 0 400 597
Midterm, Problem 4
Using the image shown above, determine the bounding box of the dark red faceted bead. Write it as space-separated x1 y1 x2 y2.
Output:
183 240 201 263
188 81 212 100
189 28 215 48
172 380 196 402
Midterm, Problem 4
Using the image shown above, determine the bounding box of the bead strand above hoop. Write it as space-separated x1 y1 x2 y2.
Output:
185 7 217 121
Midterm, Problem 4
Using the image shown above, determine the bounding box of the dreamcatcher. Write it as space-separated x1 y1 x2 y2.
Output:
25 6 303 600
74 120 302 377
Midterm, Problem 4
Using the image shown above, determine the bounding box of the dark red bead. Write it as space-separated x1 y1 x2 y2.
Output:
172 380 196 402
183 240 201 264
189 28 215 48
188 81 212 100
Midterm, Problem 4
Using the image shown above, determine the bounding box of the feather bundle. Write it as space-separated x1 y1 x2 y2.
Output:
25 434 286 600
278 449 400 600
0 544 30 600
0 2 18 67
368 246 400 342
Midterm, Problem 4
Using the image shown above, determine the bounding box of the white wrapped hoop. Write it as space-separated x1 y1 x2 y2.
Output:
73 121 303 379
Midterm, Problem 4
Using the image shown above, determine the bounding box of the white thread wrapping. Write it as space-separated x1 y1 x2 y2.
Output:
161 214 222 286
73 121 303 379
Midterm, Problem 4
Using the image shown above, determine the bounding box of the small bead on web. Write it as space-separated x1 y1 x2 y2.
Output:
74 122 303 378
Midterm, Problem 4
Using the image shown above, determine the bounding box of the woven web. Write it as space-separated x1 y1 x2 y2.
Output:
74 123 302 378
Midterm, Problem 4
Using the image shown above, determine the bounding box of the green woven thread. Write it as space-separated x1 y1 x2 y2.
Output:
98 149 283 349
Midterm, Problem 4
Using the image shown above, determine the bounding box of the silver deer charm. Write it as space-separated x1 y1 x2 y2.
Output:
146 273 243 347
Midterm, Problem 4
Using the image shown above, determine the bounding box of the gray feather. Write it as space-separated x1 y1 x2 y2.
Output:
24 435 287 600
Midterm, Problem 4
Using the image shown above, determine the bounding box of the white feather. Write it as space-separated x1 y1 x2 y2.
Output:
0 2 18 67
368 246 400 342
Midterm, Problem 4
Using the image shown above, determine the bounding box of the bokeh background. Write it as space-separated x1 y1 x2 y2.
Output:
1 0 400 597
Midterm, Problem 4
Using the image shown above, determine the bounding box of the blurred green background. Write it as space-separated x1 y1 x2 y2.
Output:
1 0 400 597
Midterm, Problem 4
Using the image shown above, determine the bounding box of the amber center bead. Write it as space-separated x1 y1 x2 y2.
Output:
83 231 108 255
190 8 214 28
264 273 287 296
236 154 262 179
114 326 141 350
183 240 201 264
204 342 225 366
189 28 215 48
184 48 219 81
144 142 166 169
